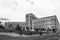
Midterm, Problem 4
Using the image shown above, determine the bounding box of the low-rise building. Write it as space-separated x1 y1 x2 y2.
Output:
5 22 26 30
32 15 59 32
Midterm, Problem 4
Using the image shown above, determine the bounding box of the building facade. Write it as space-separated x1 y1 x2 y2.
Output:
5 13 38 30
5 22 26 30
4 13 59 32
32 15 59 31
26 13 37 29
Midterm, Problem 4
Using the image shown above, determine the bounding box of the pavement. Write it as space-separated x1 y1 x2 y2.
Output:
0 32 60 40
0 32 40 37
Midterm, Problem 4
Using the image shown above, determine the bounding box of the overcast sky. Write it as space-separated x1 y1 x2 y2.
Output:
0 0 60 22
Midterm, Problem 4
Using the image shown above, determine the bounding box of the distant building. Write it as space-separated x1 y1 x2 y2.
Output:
0 18 10 26
5 22 26 29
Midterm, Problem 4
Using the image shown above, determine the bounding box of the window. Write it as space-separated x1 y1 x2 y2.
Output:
21 24 22 25
51 18 55 21
26 15 28 17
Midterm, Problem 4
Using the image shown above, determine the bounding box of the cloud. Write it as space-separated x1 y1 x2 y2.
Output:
0 0 60 22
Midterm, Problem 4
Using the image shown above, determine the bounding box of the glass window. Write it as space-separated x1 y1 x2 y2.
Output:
51 18 55 21
26 15 28 17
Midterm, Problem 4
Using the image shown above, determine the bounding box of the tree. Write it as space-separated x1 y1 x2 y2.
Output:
0 22 4 29
16 24 21 31
16 24 22 35
9 24 13 32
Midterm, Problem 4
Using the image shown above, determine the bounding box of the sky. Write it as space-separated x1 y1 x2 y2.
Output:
0 0 60 22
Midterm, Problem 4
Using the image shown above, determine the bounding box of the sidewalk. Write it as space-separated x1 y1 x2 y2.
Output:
0 32 58 37
0 32 40 37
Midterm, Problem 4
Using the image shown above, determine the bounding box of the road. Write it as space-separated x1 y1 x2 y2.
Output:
0 32 60 40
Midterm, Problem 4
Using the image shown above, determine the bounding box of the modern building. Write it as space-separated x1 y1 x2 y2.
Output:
26 13 37 29
32 15 59 31
4 13 59 32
